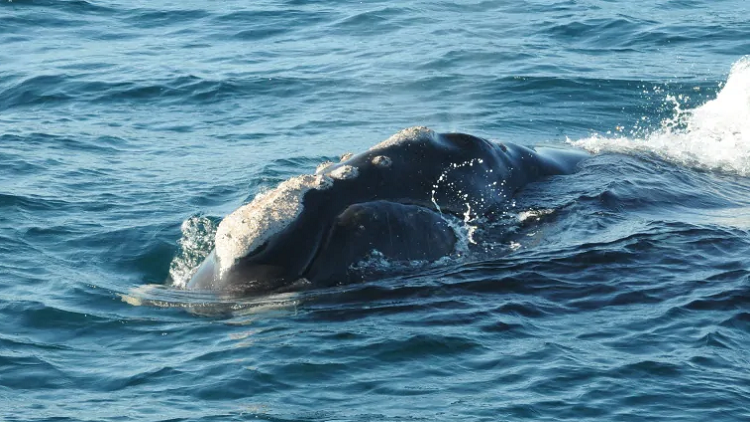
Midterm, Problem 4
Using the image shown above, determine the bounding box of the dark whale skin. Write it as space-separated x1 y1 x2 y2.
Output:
187 128 588 294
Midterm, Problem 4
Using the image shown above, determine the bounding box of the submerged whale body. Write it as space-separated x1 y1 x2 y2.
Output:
187 127 588 294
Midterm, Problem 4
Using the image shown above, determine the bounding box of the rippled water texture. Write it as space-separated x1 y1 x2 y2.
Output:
2 0 750 420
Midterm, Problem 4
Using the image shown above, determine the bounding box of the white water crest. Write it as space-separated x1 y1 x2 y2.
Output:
573 57 750 175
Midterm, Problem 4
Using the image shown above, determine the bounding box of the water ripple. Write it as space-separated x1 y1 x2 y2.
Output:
3 0 750 420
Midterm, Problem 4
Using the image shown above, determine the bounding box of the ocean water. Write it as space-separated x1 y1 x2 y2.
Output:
2 0 750 420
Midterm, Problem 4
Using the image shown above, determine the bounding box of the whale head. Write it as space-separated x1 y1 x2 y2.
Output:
186 173 335 294
184 127 589 295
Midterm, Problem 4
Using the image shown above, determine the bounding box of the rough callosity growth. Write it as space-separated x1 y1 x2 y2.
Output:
369 126 436 151
214 174 333 274
371 155 392 167
329 164 359 180
340 152 354 162
315 160 334 174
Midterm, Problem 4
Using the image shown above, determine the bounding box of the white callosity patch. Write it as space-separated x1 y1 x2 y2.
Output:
369 126 437 151
316 161 334 174
214 174 333 275
371 155 392 167
340 152 354 162
329 164 359 180
573 56 750 175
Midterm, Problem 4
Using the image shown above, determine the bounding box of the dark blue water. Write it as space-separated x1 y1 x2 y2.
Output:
2 0 750 420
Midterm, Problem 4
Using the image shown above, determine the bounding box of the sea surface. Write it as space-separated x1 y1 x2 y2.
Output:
2 0 750 420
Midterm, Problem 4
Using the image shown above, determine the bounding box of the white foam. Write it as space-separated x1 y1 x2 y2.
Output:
439 213 478 257
518 209 554 223
348 249 442 274
349 249 395 271
214 174 333 275
572 56 750 175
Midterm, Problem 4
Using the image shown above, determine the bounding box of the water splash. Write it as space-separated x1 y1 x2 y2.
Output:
429 157 495 250
168 215 217 288
347 249 437 278
573 56 750 175
121 283 301 317
518 208 555 223
462 203 478 245
430 157 485 213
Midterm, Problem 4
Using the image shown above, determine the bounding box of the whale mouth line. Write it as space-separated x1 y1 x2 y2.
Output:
300 200 441 270
238 240 269 262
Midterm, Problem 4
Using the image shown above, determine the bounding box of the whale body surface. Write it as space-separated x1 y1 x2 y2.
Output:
187 127 589 294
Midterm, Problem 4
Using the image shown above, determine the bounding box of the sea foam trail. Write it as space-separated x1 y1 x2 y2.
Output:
573 56 750 175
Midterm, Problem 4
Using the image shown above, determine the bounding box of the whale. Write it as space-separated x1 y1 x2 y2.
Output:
187 127 589 294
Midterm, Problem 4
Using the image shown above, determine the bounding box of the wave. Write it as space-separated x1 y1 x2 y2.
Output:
573 56 750 175
3 0 112 13
0 73 350 112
